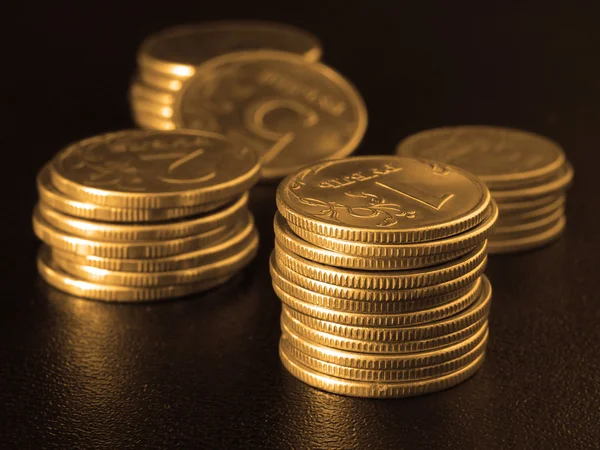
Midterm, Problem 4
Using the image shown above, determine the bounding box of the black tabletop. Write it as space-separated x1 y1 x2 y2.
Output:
2 2 600 449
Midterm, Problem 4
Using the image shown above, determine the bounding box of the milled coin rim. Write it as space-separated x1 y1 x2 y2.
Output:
130 80 177 105
492 161 573 201
49 129 261 208
131 99 175 119
280 343 486 398
488 215 566 254
138 69 184 91
133 111 177 130
173 50 367 181
395 125 567 188
496 194 565 223
495 193 562 213
495 205 564 234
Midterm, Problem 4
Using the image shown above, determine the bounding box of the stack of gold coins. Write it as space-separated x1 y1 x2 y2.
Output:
270 156 498 398
33 129 261 302
130 22 367 182
129 20 323 132
395 126 574 253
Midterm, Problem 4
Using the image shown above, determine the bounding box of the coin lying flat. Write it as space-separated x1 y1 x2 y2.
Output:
133 100 175 119
138 20 322 79
174 50 367 180
497 195 565 223
277 156 492 243
37 246 231 302
139 70 184 91
395 126 566 189
495 193 562 213
133 111 176 130
130 81 177 105
491 162 573 201
488 215 566 254
495 206 564 235
50 129 261 208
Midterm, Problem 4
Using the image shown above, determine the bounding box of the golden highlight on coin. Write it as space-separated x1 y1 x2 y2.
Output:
271 155 497 398
33 129 260 302
396 125 573 253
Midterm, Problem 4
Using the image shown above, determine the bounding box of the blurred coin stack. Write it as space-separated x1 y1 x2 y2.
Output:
129 20 323 132
270 156 498 398
33 129 261 302
129 21 367 182
396 126 573 253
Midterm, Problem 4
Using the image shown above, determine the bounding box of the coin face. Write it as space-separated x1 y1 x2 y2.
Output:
277 156 491 243
174 50 367 180
138 21 322 78
50 130 260 208
396 126 566 187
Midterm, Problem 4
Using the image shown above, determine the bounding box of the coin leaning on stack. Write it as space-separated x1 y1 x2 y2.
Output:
129 21 368 181
33 129 261 302
270 156 498 398
396 126 573 253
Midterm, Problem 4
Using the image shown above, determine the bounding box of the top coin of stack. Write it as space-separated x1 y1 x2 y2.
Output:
130 21 368 181
33 129 261 302
129 20 323 131
271 156 498 398
396 126 573 253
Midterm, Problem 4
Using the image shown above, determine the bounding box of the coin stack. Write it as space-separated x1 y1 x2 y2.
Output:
33 129 261 302
129 22 367 182
129 20 323 132
270 156 498 398
396 126 573 253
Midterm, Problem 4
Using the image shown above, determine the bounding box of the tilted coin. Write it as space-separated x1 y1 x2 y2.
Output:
495 193 562 213
50 129 261 208
281 331 487 382
37 165 228 222
38 192 247 241
138 20 322 78
32 206 241 259
497 194 565 223
495 206 564 234
130 80 176 105
37 246 231 302
276 156 491 243
274 252 486 301
274 213 480 270
488 215 566 254
395 125 566 189
52 232 258 287
492 162 573 201
280 344 485 398
281 318 489 370
133 111 176 130
173 50 367 180
283 310 488 354
274 240 486 289
273 275 481 326
51 217 257 272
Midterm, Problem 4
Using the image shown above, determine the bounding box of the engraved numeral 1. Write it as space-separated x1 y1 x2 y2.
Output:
375 181 454 210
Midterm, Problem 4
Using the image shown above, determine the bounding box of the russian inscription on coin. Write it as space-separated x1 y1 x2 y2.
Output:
50 129 260 208
395 126 565 187
277 156 491 242
174 50 367 180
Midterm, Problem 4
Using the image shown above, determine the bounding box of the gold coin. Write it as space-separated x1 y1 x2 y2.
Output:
273 274 481 326
133 111 176 130
130 80 176 105
173 50 367 180
32 206 239 259
38 193 247 241
281 330 487 382
283 274 490 341
274 252 486 301
497 194 565 223
276 156 491 243
282 311 488 354
281 318 489 370
488 215 566 254
492 162 573 201
37 165 228 222
37 246 231 302
132 99 175 119
138 20 322 79
49 130 261 208
51 217 257 272
495 205 564 235
495 193 561 213
274 240 486 289
274 213 479 270
270 255 477 313
138 70 183 91
395 126 566 189
52 232 258 287
280 343 486 398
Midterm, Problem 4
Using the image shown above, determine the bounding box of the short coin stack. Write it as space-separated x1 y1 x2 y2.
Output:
33 129 261 302
396 126 573 253
270 156 498 398
129 20 323 133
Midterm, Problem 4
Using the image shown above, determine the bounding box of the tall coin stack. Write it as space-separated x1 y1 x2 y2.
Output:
270 156 498 398
33 130 261 302
130 22 367 182
129 20 322 132
396 126 573 253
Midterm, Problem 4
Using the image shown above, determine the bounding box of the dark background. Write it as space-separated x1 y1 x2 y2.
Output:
2 1 600 448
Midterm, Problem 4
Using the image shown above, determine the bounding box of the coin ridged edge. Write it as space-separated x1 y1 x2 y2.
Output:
488 215 566 254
